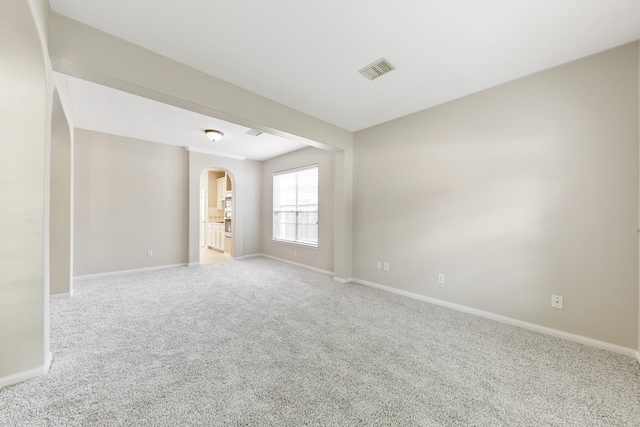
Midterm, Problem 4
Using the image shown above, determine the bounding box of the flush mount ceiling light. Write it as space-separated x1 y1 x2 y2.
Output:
204 129 224 141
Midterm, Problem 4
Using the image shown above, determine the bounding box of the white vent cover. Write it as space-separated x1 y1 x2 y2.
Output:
359 58 395 81
245 129 263 136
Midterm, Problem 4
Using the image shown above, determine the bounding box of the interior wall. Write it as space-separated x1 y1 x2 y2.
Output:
48 11 354 283
334 148 353 281
243 160 263 256
0 0 49 385
261 147 335 273
353 42 640 349
74 129 189 276
188 151 262 263
50 91 73 295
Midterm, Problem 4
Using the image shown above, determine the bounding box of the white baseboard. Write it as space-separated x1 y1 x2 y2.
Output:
333 277 353 284
187 262 200 267
352 278 637 358
258 254 334 276
0 351 52 389
45 351 52 373
234 253 262 260
74 263 187 281
636 351 640 366
50 289 75 299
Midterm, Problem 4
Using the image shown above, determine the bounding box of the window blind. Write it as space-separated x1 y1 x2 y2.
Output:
273 164 318 246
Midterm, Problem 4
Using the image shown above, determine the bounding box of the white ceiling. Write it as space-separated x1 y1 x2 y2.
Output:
65 75 309 161
51 0 640 133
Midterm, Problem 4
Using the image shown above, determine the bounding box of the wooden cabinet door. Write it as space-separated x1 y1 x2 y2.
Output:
206 225 212 247
216 178 225 209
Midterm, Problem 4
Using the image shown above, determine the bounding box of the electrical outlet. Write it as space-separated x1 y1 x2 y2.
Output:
293 250 297 257
438 274 445 284
147 250 153 257
376 261 382 270
551 295 563 309
383 262 390 271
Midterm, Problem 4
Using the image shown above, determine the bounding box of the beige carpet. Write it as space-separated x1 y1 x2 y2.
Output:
1 257 639 426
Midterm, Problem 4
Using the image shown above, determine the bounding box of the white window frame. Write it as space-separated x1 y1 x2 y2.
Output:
272 164 319 247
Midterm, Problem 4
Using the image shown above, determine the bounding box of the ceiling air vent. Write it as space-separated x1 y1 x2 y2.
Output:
359 58 395 81
245 129 263 137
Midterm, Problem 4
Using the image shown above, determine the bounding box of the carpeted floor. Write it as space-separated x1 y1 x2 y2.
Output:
1 257 639 426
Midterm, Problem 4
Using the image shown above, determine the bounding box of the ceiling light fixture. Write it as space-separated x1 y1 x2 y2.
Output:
205 129 224 141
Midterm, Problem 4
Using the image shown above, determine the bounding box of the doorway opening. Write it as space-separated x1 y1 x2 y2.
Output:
199 168 234 264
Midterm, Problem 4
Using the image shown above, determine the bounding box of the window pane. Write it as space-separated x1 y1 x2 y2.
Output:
273 165 318 246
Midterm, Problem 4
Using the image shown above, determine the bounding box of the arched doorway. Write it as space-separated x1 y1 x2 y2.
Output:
199 168 235 264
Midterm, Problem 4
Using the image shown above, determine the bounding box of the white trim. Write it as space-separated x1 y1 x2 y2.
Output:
636 351 640 366
273 163 318 176
45 351 52 373
333 277 353 284
74 263 187 281
188 262 200 267
258 254 333 276
0 351 52 389
50 289 75 300
186 146 245 160
271 238 319 249
352 278 637 358
234 253 262 260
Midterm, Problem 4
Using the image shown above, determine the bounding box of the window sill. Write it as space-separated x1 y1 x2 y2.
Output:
272 239 318 249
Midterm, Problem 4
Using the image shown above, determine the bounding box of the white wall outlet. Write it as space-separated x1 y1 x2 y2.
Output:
293 250 297 257
147 250 153 257
383 262 390 271
376 261 382 270
551 295 563 309
438 274 445 284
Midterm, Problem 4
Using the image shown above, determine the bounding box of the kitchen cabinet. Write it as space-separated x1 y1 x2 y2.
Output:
205 224 211 247
216 177 226 209
206 223 224 251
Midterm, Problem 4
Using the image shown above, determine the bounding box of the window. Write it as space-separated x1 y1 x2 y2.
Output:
273 164 318 247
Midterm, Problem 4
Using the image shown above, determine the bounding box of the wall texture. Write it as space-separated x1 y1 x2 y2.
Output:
0 0 49 385
243 160 263 256
50 91 73 295
262 147 335 273
353 42 640 349
74 130 189 276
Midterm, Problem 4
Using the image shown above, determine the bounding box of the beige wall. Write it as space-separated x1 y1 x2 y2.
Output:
0 0 50 385
262 147 335 273
74 130 189 276
48 11 354 282
334 148 353 281
353 42 640 349
243 160 263 256
50 91 73 295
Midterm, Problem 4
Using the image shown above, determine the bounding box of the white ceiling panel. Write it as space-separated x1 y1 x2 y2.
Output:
51 0 640 131
65 75 309 161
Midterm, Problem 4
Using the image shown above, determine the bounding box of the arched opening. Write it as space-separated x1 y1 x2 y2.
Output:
199 167 236 263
